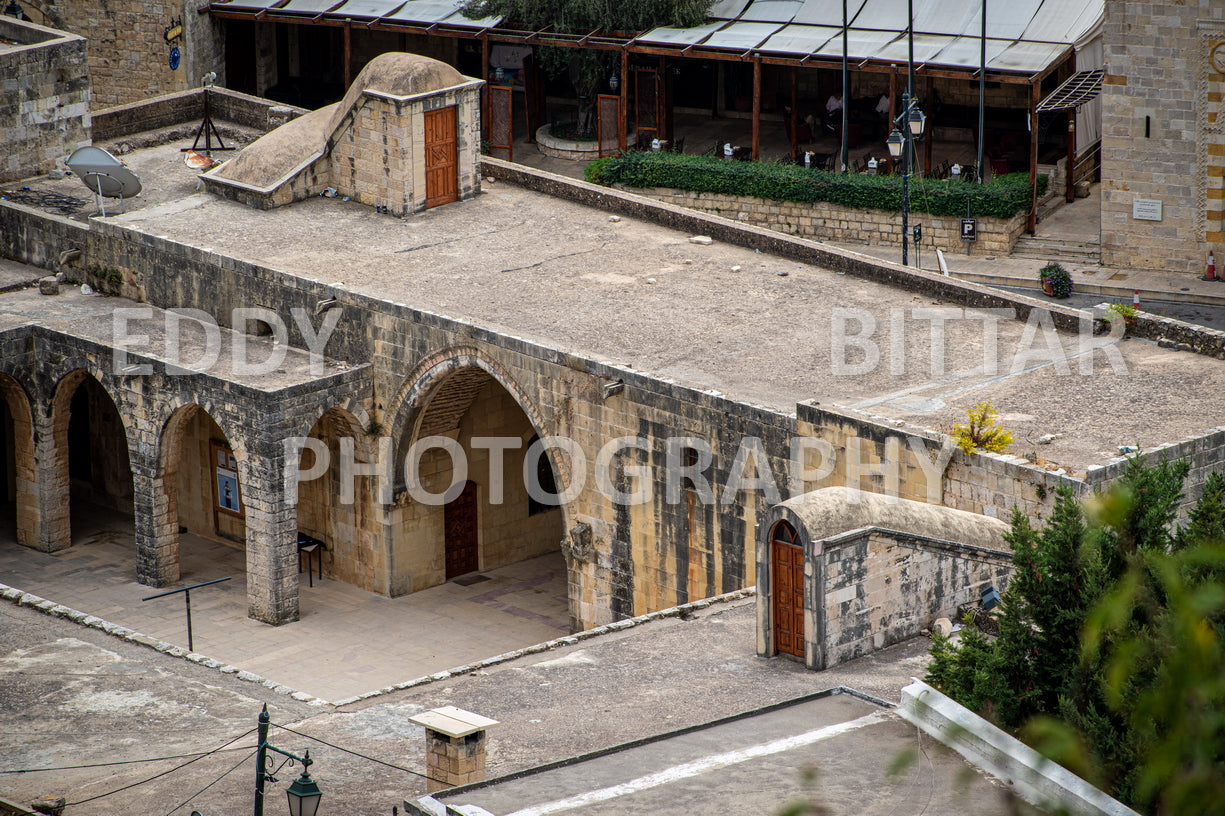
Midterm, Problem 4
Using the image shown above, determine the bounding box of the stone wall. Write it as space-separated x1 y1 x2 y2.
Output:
1100 0 1225 274
822 529 1012 667
20 0 224 109
631 185 1028 257
0 17 90 182
92 87 307 142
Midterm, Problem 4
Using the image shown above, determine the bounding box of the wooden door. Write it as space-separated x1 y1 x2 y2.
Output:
488 85 513 161
771 522 805 658
445 480 478 579
424 106 458 209
597 94 622 157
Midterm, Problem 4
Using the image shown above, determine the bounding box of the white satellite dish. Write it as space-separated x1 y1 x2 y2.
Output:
66 146 142 217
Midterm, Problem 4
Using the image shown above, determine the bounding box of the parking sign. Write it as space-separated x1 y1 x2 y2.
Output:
960 218 977 241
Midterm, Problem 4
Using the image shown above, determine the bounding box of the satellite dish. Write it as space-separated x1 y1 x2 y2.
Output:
65 146 142 216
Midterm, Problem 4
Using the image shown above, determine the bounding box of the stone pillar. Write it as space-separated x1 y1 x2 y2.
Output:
31 410 70 553
242 438 299 625
132 461 180 587
409 706 500 793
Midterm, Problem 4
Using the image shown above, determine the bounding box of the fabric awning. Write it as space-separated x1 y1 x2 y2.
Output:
209 0 1102 77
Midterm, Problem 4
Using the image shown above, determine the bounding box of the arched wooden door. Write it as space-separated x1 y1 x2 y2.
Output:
445 480 479 579
771 521 805 658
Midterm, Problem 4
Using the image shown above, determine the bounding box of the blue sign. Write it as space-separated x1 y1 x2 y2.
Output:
169 47 180 70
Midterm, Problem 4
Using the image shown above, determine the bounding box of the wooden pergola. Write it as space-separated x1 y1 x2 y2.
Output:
206 0 1103 232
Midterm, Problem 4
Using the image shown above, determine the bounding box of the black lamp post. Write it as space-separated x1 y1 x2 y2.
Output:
885 0 927 266
4 1 25 19
255 705 323 816
886 93 926 266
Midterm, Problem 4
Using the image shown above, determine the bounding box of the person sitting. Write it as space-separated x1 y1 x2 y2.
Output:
824 92 844 132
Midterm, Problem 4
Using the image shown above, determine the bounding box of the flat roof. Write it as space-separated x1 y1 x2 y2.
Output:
14 135 1225 474
432 691 1022 815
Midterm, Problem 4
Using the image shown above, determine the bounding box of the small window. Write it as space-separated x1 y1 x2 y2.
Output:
526 434 560 516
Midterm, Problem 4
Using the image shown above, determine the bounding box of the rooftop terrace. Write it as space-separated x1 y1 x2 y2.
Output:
9 132 1225 473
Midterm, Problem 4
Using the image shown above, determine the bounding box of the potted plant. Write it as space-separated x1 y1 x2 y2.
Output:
1039 262 1073 298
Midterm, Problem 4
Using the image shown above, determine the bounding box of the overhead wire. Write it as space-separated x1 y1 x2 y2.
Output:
160 748 258 816
63 726 258 806
271 723 444 784
0 746 254 774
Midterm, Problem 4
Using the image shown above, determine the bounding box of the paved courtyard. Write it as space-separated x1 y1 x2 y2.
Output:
1 585 1040 816
0 503 569 703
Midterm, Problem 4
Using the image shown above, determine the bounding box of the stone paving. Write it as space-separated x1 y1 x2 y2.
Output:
2 579 1021 816
0 503 570 703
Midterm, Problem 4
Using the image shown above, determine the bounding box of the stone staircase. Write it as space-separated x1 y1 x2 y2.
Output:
1011 234 1101 264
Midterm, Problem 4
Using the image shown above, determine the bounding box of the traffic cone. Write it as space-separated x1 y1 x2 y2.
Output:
1203 251 1219 281
1133 289 1141 308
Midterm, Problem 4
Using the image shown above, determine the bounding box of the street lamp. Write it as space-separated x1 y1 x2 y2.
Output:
886 92 926 266
255 705 324 816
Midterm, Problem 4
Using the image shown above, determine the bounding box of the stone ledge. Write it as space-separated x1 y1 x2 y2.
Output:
899 679 1139 816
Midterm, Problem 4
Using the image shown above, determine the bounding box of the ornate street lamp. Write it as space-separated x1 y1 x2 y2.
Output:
886 93 925 266
885 0 927 266
255 705 324 816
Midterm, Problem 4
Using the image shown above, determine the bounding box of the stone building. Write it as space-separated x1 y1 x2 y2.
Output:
7 21 1225 638
7 0 223 109
1100 0 1225 274
0 16 91 182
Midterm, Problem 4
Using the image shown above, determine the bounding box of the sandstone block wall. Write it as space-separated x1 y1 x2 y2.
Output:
631 186 1027 257
29 0 224 109
1101 0 1225 274
0 18 90 182
822 529 1011 667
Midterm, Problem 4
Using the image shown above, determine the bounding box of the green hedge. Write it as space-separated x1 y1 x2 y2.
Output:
585 152 1048 219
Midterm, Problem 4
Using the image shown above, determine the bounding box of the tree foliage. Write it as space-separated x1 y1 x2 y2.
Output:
463 0 714 134
925 457 1225 814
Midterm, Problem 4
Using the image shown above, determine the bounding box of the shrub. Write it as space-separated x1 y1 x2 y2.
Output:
952 400 1014 455
1107 301 1138 326
1040 261 1073 298
585 150 1047 219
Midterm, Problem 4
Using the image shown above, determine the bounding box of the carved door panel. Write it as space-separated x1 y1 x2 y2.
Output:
772 523 805 658
424 106 458 209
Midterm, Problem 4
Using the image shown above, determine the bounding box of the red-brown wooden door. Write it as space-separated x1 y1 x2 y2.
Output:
445 480 478 579
772 522 805 658
424 106 458 209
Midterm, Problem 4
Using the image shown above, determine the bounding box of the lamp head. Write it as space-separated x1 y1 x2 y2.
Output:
285 768 322 816
886 129 904 159
609 73 619 92
908 106 926 138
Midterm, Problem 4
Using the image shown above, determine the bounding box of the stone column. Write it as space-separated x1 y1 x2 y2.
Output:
31 410 70 553
242 435 299 625
132 458 180 587
409 706 500 793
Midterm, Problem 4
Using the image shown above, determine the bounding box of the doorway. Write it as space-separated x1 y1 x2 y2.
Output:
771 521 804 658
424 105 458 208
445 480 479 579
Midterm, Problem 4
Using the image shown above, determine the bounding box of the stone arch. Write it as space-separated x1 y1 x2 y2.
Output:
49 369 134 551
296 406 385 593
386 349 573 625
0 373 37 548
146 403 248 586
388 348 554 468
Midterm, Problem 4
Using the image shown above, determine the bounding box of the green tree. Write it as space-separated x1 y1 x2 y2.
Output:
462 0 713 135
926 456 1223 813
